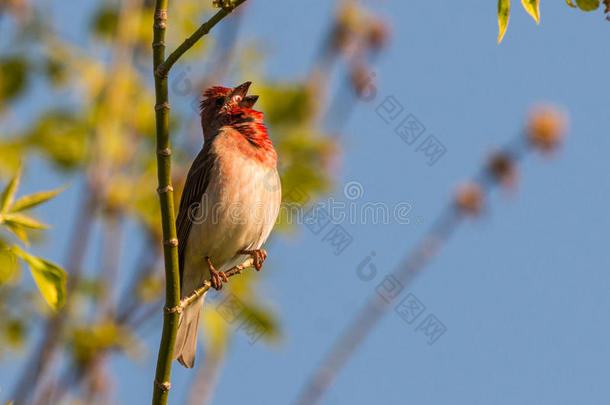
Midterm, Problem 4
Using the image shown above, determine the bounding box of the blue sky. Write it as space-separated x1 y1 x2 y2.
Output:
2 1 610 404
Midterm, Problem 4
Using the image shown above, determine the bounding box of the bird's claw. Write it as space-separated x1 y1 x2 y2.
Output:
206 256 228 290
238 249 267 271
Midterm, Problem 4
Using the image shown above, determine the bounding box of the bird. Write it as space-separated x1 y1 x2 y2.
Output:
173 81 281 368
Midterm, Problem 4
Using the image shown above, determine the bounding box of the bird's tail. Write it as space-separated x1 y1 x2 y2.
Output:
173 293 206 368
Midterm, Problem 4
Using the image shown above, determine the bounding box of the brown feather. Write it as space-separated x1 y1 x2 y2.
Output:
176 143 216 291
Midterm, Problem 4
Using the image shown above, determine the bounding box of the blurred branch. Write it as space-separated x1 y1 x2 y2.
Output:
294 108 566 405
187 348 226 405
73 215 125 405
116 235 162 324
98 214 125 319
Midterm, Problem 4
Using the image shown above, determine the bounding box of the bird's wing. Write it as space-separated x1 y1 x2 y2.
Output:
176 145 215 289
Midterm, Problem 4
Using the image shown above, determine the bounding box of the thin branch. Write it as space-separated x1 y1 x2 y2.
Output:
155 1 248 79
167 257 254 314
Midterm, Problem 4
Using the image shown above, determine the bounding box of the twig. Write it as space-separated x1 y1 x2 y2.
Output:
154 1 248 79
151 1 249 404
167 257 254 314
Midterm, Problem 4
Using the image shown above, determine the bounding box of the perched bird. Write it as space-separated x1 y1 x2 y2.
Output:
173 82 281 368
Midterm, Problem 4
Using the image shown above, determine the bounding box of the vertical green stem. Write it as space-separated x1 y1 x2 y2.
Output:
152 1 181 404
150 2 248 403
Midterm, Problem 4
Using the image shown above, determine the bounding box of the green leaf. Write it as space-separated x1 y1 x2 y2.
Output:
0 57 28 108
91 6 119 40
0 139 25 176
576 0 600 10
521 0 540 23
238 302 281 343
71 321 138 365
4 213 49 229
1 166 21 214
202 309 230 351
0 246 18 284
11 246 67 310
28 110 88 170
566 0 577 7
11 185 66 212
44 57 68 87
5 318 26 347
258 84 314 126
498 0 510 43
6 222 29 245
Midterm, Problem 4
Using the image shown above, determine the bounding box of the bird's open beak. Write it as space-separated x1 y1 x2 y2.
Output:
232 81 252 99
239 95 259 108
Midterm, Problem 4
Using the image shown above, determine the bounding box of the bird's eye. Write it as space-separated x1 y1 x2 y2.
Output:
215 98 224 107
232 95 242 103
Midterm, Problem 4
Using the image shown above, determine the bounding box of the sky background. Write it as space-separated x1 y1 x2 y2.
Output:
2 0 610 404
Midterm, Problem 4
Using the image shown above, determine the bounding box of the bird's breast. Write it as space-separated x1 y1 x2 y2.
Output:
185 141 281 271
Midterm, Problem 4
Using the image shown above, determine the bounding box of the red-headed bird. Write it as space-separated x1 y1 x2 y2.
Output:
173 82 281 368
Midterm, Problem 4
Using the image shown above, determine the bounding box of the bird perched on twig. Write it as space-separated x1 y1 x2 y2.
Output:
173 81 281 368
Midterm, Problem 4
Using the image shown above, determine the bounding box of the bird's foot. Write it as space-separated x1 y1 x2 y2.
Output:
206 256 228 290
238 249 267 271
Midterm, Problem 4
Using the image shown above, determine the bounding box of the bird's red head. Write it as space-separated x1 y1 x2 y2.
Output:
199 82 259 137
199 81 275 165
